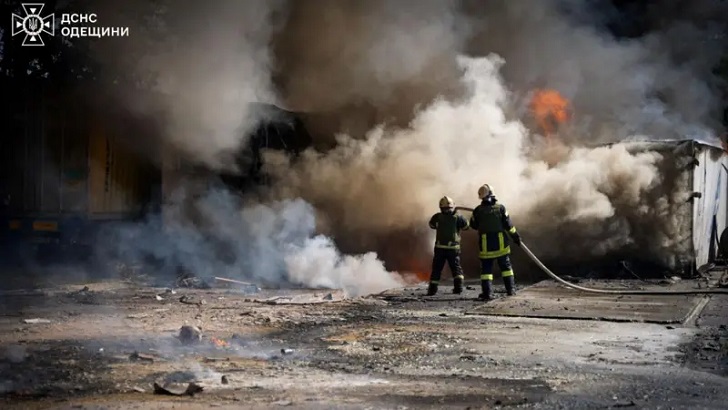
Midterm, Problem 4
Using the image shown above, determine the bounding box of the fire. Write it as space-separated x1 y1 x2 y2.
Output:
209 337 230 348
529 89 572 136
401 258 431 283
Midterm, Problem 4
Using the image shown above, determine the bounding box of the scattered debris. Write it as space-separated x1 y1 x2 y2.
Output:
180 295 206 306
258 290 347 305
221 375 229 385
131 386 146 393
23 318 51 324
126 313 150 319
178 326 203 345
281 348 294 355
153 382 204 397
204 357 230 363
155 295 164 301
129 352 155 363
214 277 261 293
273 400 293 406
176 271 211 289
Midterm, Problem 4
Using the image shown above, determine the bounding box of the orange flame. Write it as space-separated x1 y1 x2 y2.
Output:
210 337 230 348
529 89 571 136
401 258 431 283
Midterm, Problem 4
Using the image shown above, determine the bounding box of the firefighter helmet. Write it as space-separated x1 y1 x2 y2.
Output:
478 184 493 199
439 196 454 209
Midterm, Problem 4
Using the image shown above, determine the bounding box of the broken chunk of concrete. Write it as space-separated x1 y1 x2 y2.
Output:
129 352 155 363
179 295 206 306
153 382 204 397
178 326 203 345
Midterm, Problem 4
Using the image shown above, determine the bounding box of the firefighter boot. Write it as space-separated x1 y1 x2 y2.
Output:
453 276 464 294
427 283 438 296
478 280 494 301
504 276 516 296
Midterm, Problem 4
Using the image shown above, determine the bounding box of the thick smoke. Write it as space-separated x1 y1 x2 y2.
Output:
261 0 725 273
461 0 727 143
265 55 688 270
90 0 727 291
92 0 287 171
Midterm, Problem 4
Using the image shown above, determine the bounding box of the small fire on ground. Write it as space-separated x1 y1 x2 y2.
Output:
209 337 230 348
401 258 431 283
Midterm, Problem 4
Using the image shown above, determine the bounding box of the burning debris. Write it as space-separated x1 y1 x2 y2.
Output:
209 337 230 349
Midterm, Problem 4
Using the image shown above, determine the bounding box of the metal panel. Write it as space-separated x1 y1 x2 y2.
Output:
692 146 728 268
87 121 149 216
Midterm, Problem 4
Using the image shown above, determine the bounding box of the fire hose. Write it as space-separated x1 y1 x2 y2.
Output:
454 206 728 295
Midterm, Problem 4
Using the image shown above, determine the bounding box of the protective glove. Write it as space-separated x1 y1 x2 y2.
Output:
511 232 522 247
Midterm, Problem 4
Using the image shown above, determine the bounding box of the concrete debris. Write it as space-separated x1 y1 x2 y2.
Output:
258 290 347 305
214 277 261 294
179 295 206 306
129 352 155 363
155 295 164 301
23 318 51 324
281 348 294 355
178 325 203 345
153 382 204 397
176 271 211 289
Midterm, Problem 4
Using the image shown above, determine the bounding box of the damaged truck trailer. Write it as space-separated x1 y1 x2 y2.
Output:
1 91 314 269
0 89 158 265
598 139 728 276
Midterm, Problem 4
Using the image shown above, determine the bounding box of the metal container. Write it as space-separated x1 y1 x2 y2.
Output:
0 89 157 257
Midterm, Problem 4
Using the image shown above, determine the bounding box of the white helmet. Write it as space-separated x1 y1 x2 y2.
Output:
439 196 454 209
478 184 493 199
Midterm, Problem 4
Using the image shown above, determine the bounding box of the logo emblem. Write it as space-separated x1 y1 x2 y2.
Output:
11 3 55 46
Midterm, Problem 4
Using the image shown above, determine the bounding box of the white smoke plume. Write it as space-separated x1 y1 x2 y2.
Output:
265 54 690 271
100 187 406 296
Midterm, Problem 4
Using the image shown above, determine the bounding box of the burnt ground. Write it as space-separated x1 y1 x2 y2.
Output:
0 274 727 409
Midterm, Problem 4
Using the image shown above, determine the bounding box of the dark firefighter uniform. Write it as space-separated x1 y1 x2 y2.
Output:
427 196 469 296
469 186 521 300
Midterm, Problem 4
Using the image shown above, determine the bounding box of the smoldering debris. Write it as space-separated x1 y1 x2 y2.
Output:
178 325 203 346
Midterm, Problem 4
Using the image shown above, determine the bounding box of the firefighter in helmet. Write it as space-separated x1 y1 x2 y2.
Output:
427 196 469 296
469 184 521 300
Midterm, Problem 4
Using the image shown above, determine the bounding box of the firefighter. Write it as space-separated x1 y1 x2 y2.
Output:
427 196 469 296
469 184 521 300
